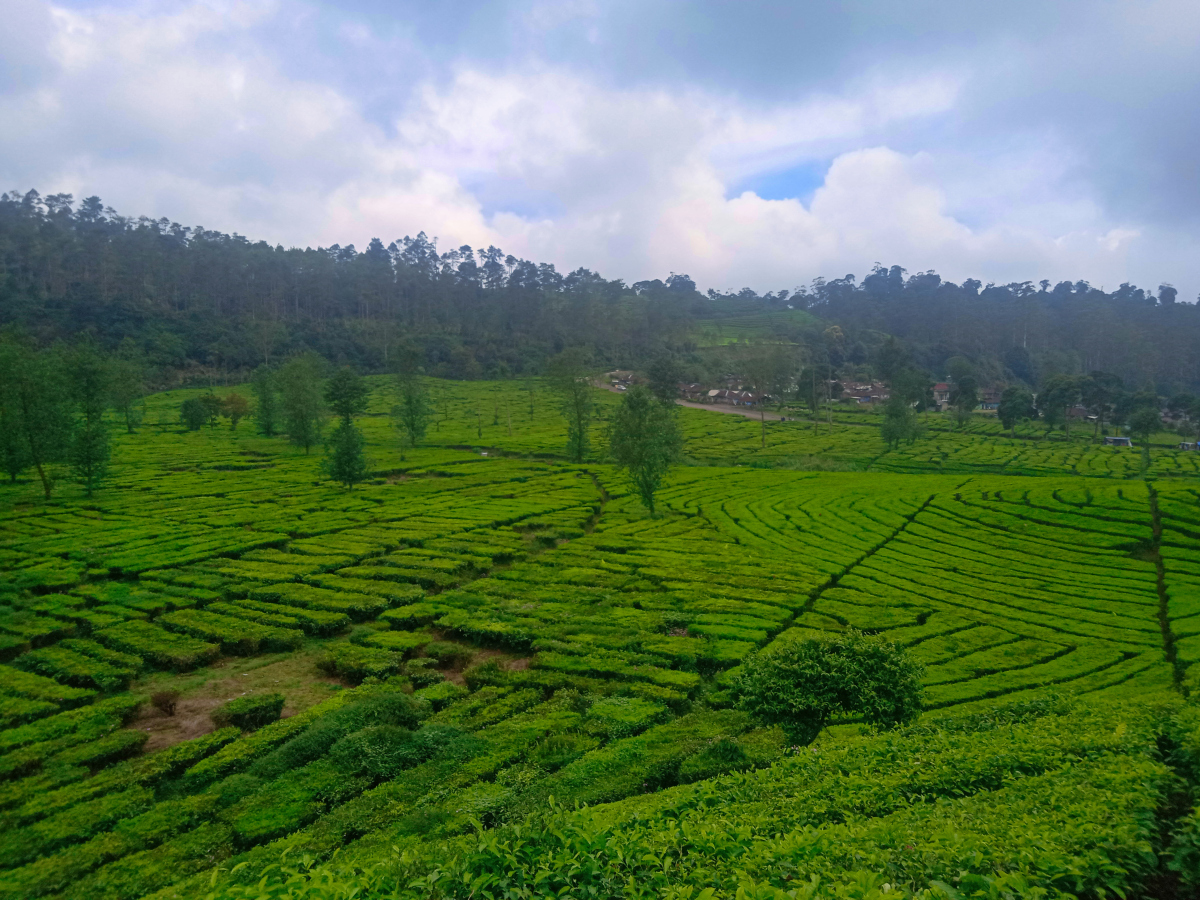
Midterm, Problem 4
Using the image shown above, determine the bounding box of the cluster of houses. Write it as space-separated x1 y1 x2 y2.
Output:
678 383 768 407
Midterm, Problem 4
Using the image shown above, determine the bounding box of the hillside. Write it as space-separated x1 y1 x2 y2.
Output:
0 378 1197 898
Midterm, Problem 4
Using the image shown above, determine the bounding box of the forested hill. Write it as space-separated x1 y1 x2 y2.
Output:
2 189 1198 391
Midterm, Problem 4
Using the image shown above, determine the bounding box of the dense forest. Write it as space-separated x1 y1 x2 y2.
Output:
2 189 1197 391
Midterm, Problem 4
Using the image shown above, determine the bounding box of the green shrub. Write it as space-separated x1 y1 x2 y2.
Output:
733 629 924 744
677 736 750 783
421 640 474 668
584 696 667 739
211 693 284 731
317 645 404 684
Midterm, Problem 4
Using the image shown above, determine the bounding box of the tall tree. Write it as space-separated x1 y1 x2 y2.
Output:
108 342 145 434
998 385 1037 437
646 354 682 404
1127 404 1161 470
0 339 71 499
322 366 369 489
1037 375 1082 437
224 393 250 430
607 385 682 517
547 348 594 463
250 365 279 436
279 353 326 454
393 371 431 462
66 340 111 496
1080 372 1123 438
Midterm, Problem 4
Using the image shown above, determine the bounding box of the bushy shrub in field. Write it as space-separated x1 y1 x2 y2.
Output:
677 736 751 783
405 657 445 687
421 640 474 668
247 692 425 781
733 629 923 744
584 696 667 739
317 644 403 683
211 693 284 731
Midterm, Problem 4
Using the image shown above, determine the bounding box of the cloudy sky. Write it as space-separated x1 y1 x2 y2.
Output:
2 0 1197 297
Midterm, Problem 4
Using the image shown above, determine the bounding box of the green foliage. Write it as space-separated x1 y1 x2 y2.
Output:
734 630 924 744
64 340 111 496
607 385 682 515
547 348 594 463
280 352 326 453
211 693 285 731
393 372 431 460
250 365 279 436
998 384 1037 434
0 337 71 498
321 422 368 489
324 367 369 423
179 398 206 431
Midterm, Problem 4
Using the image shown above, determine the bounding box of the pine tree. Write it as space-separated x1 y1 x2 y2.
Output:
66 340 112 496
279 353 326 454
251 365 279 436
321 366 368 488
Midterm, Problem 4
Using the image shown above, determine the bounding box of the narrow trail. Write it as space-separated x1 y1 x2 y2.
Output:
1145 483 1184 689
800 492 938 618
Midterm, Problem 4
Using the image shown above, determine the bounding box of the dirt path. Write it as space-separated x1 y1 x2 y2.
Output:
598 383 792 422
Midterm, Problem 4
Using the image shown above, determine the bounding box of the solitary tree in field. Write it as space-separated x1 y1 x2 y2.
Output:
250 365 279 436
646 354 682 404
280 353 326 454
180 398 206 431
608 385 682 517
734 630 923 745
1038 375 1082 437
0 338 71 499
0 400 29 483
224 393 250 430
66 340 111 496
108 342 145 434
198 392 224 428
1080 371 1123 438
393 370 430 462
548 348 594 463
880 367 930 448
322 366 369 488
998 385 1037 437
1128 405 1161 470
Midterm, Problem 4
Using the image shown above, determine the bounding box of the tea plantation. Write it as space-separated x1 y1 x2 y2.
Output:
1 378 1198 899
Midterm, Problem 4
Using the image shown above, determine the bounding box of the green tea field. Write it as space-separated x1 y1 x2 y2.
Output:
0 378 1198 900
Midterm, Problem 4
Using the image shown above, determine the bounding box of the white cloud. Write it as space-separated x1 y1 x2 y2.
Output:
0 0 1179 297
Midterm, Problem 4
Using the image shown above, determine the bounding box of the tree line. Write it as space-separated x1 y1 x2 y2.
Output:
3 190 1197 394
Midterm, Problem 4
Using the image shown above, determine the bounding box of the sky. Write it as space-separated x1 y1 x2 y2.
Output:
1 0 1198 298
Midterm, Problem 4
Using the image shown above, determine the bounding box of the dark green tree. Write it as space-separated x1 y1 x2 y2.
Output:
998 385 1037 436
0 339 71 499
0 401 29 483
874 336 910 384
1080 372 1123 438
1037 375 1082 436
322 366 368 488
607 385 682 516
324 367 369 422
548 348 594 463
733 630 924 745
948 371 979 429
65 340 111 496
224 393 250 430
198 393 224 428
322 420 368 489
250 365 279 436
1128 405 1161 470
108 342 145 433
180 398 206 431
280 353 326 454
393 371 431 462
646 354 682 404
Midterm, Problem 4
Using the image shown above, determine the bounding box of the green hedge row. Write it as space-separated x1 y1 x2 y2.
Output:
96 621 219 671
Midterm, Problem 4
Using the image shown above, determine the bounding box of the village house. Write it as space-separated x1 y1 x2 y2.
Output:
677 383 705 402
1179 442 1199 451
932 383 951 410
1103 436 1133 447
